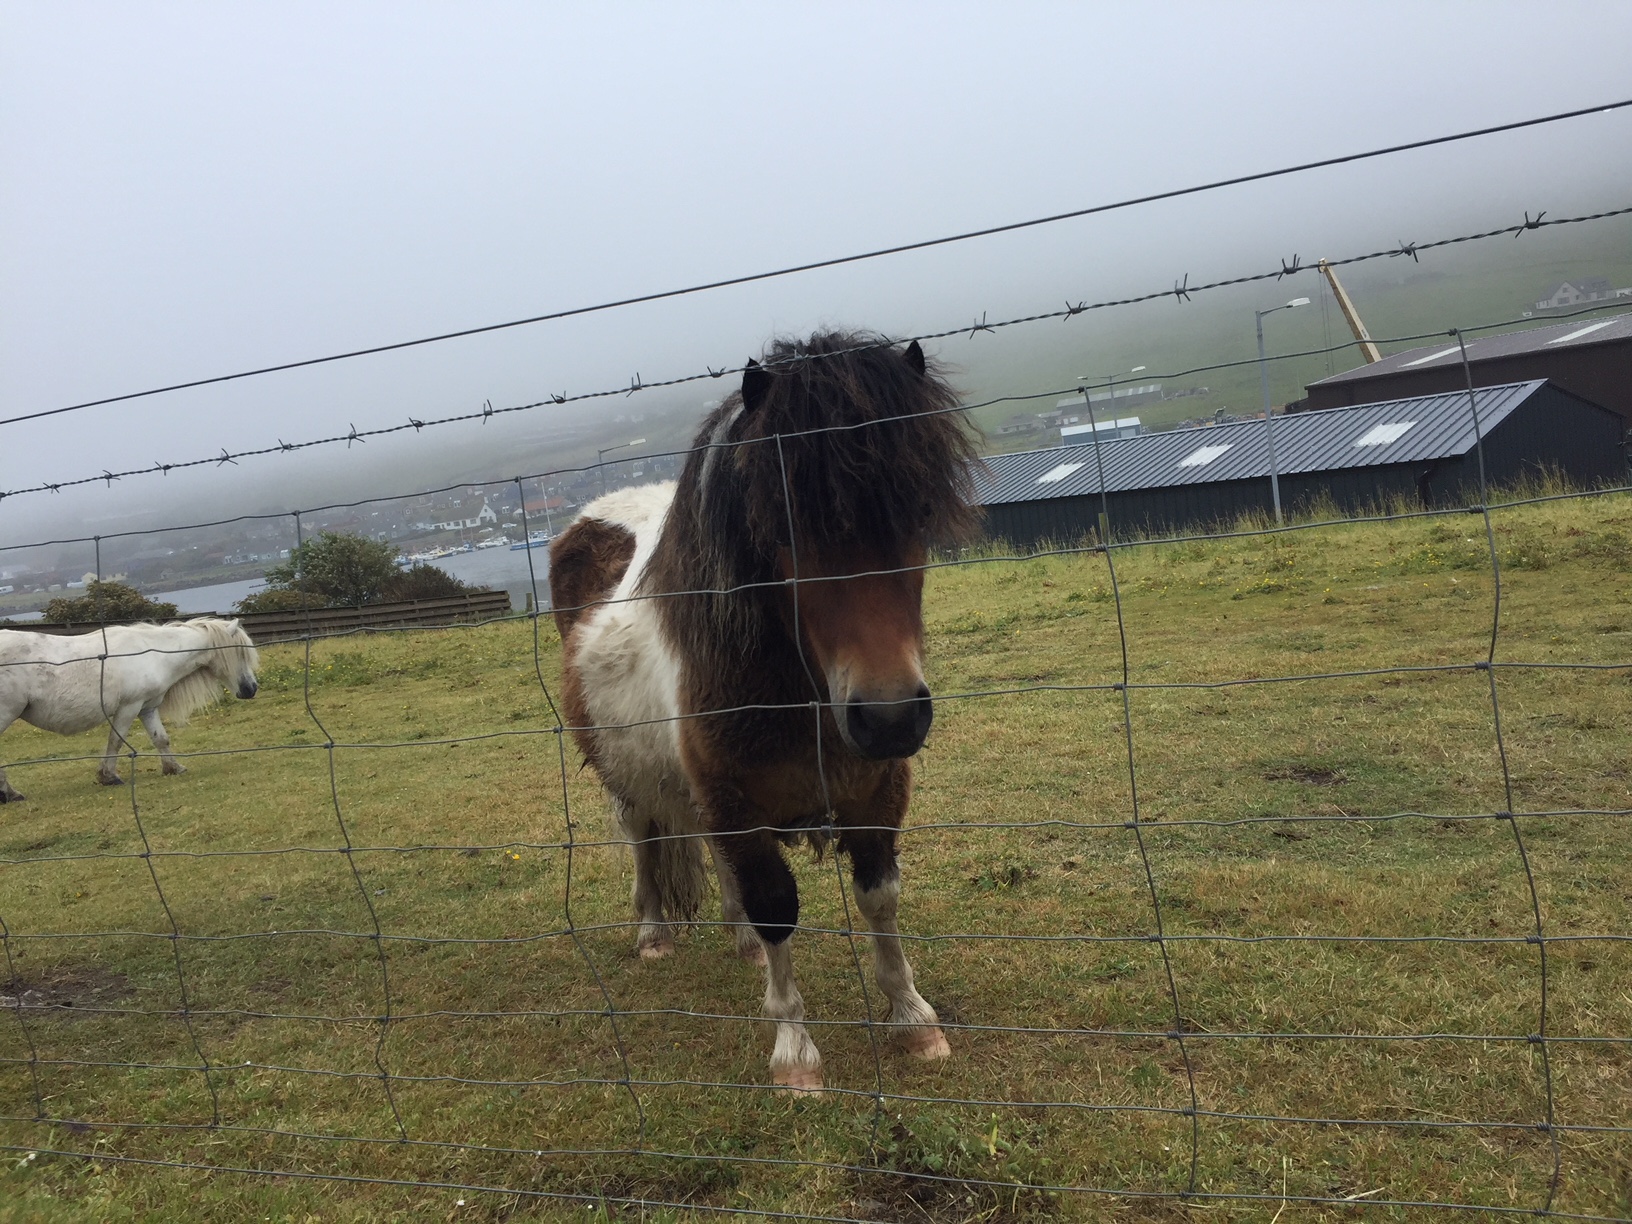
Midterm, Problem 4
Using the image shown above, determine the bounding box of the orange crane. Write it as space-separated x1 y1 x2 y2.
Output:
1318 259 1383 364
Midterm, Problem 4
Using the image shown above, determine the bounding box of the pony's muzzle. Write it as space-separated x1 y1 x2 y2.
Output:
238 680 258 699
843 685 933 760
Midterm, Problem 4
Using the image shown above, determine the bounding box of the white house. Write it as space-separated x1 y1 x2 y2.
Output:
432 499 499 531
1535 278 1627 311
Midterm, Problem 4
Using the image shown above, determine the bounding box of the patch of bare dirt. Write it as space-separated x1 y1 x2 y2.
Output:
1263 765 1346 786
2 964 132 1017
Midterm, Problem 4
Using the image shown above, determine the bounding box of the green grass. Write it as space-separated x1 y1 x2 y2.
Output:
2 490 1630 1222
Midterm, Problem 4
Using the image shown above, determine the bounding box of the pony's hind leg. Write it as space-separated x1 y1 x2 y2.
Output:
845 822 951 1062
707 835 766 965
139 708 185 776
615 794 674 959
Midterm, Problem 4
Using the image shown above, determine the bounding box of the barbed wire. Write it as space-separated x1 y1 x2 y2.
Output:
1 204 1627 505
7 96 1628 431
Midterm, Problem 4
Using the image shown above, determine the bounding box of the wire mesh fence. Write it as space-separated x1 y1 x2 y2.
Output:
2 194 1630 1220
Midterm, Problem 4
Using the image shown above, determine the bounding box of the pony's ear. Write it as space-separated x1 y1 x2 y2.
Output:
903 340 926 377
740 358 773 413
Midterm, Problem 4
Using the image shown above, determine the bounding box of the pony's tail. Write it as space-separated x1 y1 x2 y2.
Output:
611 795 707 923
650 824 708 924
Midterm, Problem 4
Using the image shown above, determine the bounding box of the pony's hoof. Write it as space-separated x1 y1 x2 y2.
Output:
161 764 187 777
637 940 674 960
772 1067 823 1095
901 1027 951 1060
0 791 21 804
95 774 123 787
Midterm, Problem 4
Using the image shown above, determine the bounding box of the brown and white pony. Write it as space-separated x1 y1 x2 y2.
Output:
550 332 977 1092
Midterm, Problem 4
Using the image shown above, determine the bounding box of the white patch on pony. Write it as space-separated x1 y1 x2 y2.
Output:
569 482 699 835
696 404 744 497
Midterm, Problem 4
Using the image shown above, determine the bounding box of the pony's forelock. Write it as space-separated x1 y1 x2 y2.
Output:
727 332 980 552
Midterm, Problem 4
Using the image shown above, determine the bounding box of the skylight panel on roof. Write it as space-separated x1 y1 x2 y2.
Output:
1402 345 1461 367
1037 462 1085 485
1547 318 1617 345
1354 421 1416 447
1177 443 1231 468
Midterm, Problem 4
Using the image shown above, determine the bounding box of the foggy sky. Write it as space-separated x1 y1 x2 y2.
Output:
3 2 1631 541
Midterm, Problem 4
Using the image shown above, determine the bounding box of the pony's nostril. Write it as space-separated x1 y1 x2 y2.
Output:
845 691 934 760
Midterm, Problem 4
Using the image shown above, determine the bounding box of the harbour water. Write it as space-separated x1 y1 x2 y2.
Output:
6 545 550 622
155 546 549 614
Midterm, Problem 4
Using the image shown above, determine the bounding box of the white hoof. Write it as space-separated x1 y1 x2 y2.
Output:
901 1026 951 1060
637 939 674 960
772 1065 823 1095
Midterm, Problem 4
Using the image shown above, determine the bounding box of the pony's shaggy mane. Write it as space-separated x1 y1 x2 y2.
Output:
158 617 259 726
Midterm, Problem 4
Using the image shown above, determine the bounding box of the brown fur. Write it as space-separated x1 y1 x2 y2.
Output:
549 517 636 773
549 518 637 641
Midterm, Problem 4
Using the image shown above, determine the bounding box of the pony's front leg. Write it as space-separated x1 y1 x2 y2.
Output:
0 706 22 802
97 706 139 786
139 708 185 776
712 823 821 1092
844 816 951 1062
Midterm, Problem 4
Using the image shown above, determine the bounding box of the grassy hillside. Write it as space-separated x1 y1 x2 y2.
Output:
2 487 1629 1221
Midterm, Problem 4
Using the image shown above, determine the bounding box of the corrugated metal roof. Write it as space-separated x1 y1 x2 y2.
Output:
1309 312 1632 386
974 381 1542 506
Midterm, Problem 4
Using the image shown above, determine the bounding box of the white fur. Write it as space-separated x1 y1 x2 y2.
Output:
568 482 712 958
568 482 691 820
0 618 259 798
695 403 744 498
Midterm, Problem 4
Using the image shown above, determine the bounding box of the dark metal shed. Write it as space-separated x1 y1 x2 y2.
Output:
1299 312 1632 424
975 380 1626 547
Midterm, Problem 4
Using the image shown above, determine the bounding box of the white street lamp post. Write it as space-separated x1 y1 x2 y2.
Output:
1254 299 1309 523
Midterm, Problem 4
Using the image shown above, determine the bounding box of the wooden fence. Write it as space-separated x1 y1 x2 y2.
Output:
11 589 520 645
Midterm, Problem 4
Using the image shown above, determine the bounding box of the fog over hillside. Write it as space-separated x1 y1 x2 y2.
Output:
4 4 1630 547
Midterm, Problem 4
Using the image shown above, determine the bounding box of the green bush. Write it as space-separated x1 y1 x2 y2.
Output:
233 588 331 614
41 581 178 624
257 532 401 607
380 563 474 602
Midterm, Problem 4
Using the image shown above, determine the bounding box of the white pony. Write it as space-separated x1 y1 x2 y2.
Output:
0 617 260 801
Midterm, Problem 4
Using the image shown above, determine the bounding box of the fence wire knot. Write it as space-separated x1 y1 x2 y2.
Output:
1171 273 1191 302
1278 254 1302 279
1518 209 1547 234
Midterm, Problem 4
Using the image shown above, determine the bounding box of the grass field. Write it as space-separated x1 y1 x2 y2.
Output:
2 487 1629 1222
